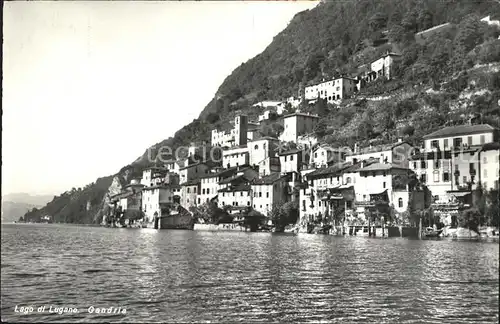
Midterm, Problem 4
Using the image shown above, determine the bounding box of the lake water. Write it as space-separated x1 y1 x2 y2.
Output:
1 223 498 323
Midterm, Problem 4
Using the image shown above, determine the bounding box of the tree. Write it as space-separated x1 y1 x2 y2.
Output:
314 119 328 138
315 98 328 116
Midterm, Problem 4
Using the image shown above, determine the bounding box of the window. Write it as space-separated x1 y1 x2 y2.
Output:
467 136 472 146
284 156 287 162
266 192 269 198
453 137 462 148
198 198 200 204
247 202 250 206
187 188 190 193
443 172 450 182
431 140 439 149
484 169 487 178
194 187 197 193
319 201 321 207
480 135 485 144
469 163 474 171
254 145 258 150
420 174 426 183
463 176 467 183
346 177 351 184
222 193 225 197
290 155 294 161
444 139 449 149
259 192 262 197
413 162 417 169
483 157 487 164
383 182 386 188
433 170 439 183
421 161 426 168
233 192 235 196
398 198 403 208
315 153 318 158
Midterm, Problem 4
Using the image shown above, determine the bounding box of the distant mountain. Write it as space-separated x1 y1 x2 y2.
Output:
1 201 41 223
1 193 53 223
2 193 54 206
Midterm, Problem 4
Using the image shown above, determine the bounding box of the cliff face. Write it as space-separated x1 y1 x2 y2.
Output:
24 0 500 224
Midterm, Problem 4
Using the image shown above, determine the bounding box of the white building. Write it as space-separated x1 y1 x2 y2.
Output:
480 15 500 27
222 146 249 169
258 157 281 177
249 137 280 167
178 162 210 185
410 124 497 203
218 185 252 211
304 77 358 103
279 113 320 143
478 142 500 191
345 140 412 169
251 173 290 216
311 144 346 168
199 166 254 205
278 149 304 174
211 115 249 148
369 52 401 80
142 184 181 221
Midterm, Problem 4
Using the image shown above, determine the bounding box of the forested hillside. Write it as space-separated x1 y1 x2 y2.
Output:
24 0 500 223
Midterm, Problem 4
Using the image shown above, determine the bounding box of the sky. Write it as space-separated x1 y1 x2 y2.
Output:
2 1 318 196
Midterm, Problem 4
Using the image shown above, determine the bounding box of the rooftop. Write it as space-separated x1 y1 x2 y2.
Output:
481 142 500 152
278 148 303 156
348 141 407 155
181 179 201 186
218 184 251 192
201 165 251 179
423 124 496 139
251 172 289 185
283 112 320 119
358 163 409 172
143 184 181 191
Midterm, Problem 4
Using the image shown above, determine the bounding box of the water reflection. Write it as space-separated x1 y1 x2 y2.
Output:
1 224 498 323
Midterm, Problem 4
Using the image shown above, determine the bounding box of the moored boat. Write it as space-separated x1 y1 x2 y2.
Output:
423 227 443 238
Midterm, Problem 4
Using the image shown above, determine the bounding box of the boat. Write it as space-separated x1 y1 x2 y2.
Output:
423 227 443 237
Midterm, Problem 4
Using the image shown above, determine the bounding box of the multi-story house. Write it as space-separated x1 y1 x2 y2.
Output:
218 185 253 211
142 184 181 221
345 140 412 168
249 137 280 167
311 144 346 168
178 161 210 185
410 124 497 203
478 142 500 191
304 77 358 103
258 157 281 177
278 149 304 174
180 179 201 210
222 146 249 168
199 165 255 205
279 113 319 143
251 173 290 216
211 115 250 148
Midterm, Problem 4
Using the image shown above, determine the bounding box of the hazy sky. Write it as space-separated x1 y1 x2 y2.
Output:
2 1 318 196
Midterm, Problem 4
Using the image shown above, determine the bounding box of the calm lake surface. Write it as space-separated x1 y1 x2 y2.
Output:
1 224 498 323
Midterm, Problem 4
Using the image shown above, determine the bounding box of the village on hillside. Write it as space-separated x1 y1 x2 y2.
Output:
104 19 500 238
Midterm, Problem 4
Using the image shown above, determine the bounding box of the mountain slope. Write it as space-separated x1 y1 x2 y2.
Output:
24 0 500 224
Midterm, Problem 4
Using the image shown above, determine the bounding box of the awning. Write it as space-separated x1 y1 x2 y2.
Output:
450 192 471 197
